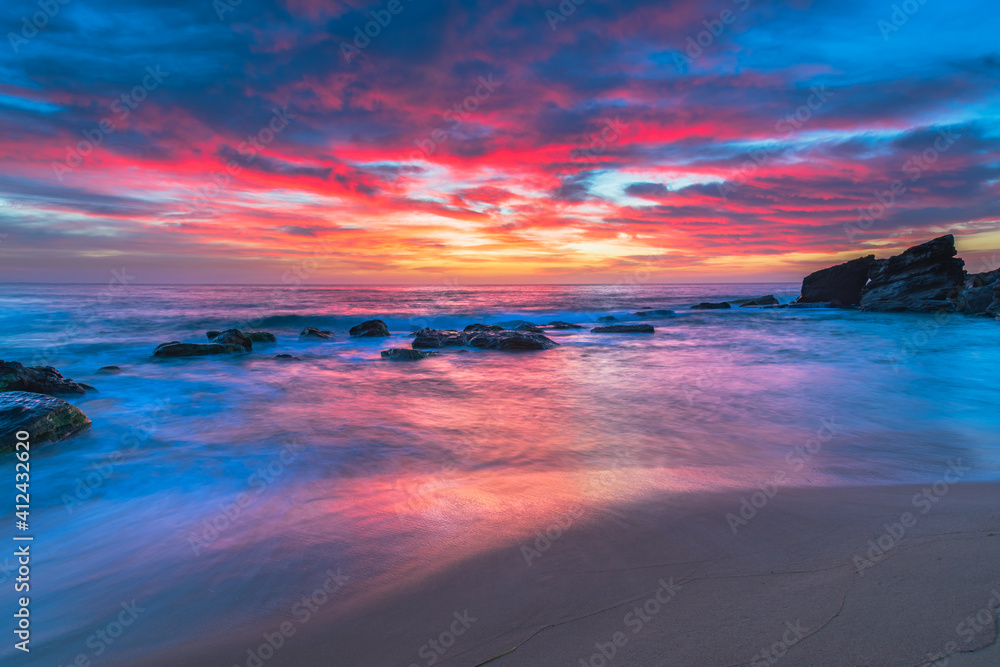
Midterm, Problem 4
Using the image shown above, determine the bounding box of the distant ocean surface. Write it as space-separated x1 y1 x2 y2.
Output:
2 283 999 665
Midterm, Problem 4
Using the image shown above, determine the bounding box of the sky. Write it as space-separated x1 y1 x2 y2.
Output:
0 0 998 284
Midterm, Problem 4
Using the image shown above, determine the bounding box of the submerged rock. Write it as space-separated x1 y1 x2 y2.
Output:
210 329 253 351
736 295 779 307
464 323 504 333
691 302 731 310
207 330 275 343
597 316 618 322
411 327 558 350
153 342 243 357
273 354 301 361
466 330 559 351
798 255 876 306
0 391 91 452
546 321 584 329
591 324 655 333
95 365 123 375
246 331 277 343
412 328 468 349
381 348 438 361
632 309 674 318
860 235 965 312
349 319 390 337
781 302 838 309
300 327 333 339
0 361 91 395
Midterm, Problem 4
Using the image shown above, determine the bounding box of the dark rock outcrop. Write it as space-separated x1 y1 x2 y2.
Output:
597 316 617 322
381 349 438 361
0 361 90 395
860 235 966 312
513 323 545 333
691 302 731 310
274 354 301 361
1 391 91 452
153 342 243 357
466 330 559 351
957 285 997 315
349 319 390 337
95 366 122 374
986 283 1000 318
797 255 876 306
591 324 655 333
547 321 584 329
300 328 333 339
464 324 503 333
967 268 1000 289
412 328 468 349
210 329 253 351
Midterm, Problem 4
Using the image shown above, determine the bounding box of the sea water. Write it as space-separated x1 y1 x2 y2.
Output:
1 283 998 664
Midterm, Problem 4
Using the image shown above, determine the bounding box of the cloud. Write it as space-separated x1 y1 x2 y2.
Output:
0 0 998 282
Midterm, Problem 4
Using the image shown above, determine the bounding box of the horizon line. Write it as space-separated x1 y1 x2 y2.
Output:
0 281 803 287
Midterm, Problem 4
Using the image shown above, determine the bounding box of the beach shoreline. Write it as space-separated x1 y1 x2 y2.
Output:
125 481 1000 667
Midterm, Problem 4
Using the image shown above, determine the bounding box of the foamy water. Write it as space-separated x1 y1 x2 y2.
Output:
1 283 998 664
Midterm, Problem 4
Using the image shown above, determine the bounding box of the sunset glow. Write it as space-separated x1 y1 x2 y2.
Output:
1 0 998 282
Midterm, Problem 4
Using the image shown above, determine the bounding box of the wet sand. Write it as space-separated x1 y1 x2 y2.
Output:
130 481 1000 667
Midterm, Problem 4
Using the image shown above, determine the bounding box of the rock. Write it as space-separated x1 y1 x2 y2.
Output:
349 319 390 337
781 302 838 309
0 361 90 395
381 349 438 361
956 284 996 315
691 302 731 310
300 327 333 339
597 316 618 322
0 391 91 452
246 332 277 343
860 235 966 312
412 328 468 349
273 354 301 361
967 268 1000 288
736 295 779 307
210 329 253 351
153 342 243 358
411 327 558 350
95 366 122 374
798 255 876 306
513 323 545 333
464 324 504 333
546 321 584 329
631 310 674 318
207 329 275 342
591 324 655 333
986 283 1000 318
495 319 536 329
466 330 559 351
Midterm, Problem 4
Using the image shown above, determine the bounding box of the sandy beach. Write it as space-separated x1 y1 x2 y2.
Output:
125 481 1000 667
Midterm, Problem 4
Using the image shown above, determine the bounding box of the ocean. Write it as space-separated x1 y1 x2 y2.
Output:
2 283 999 665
